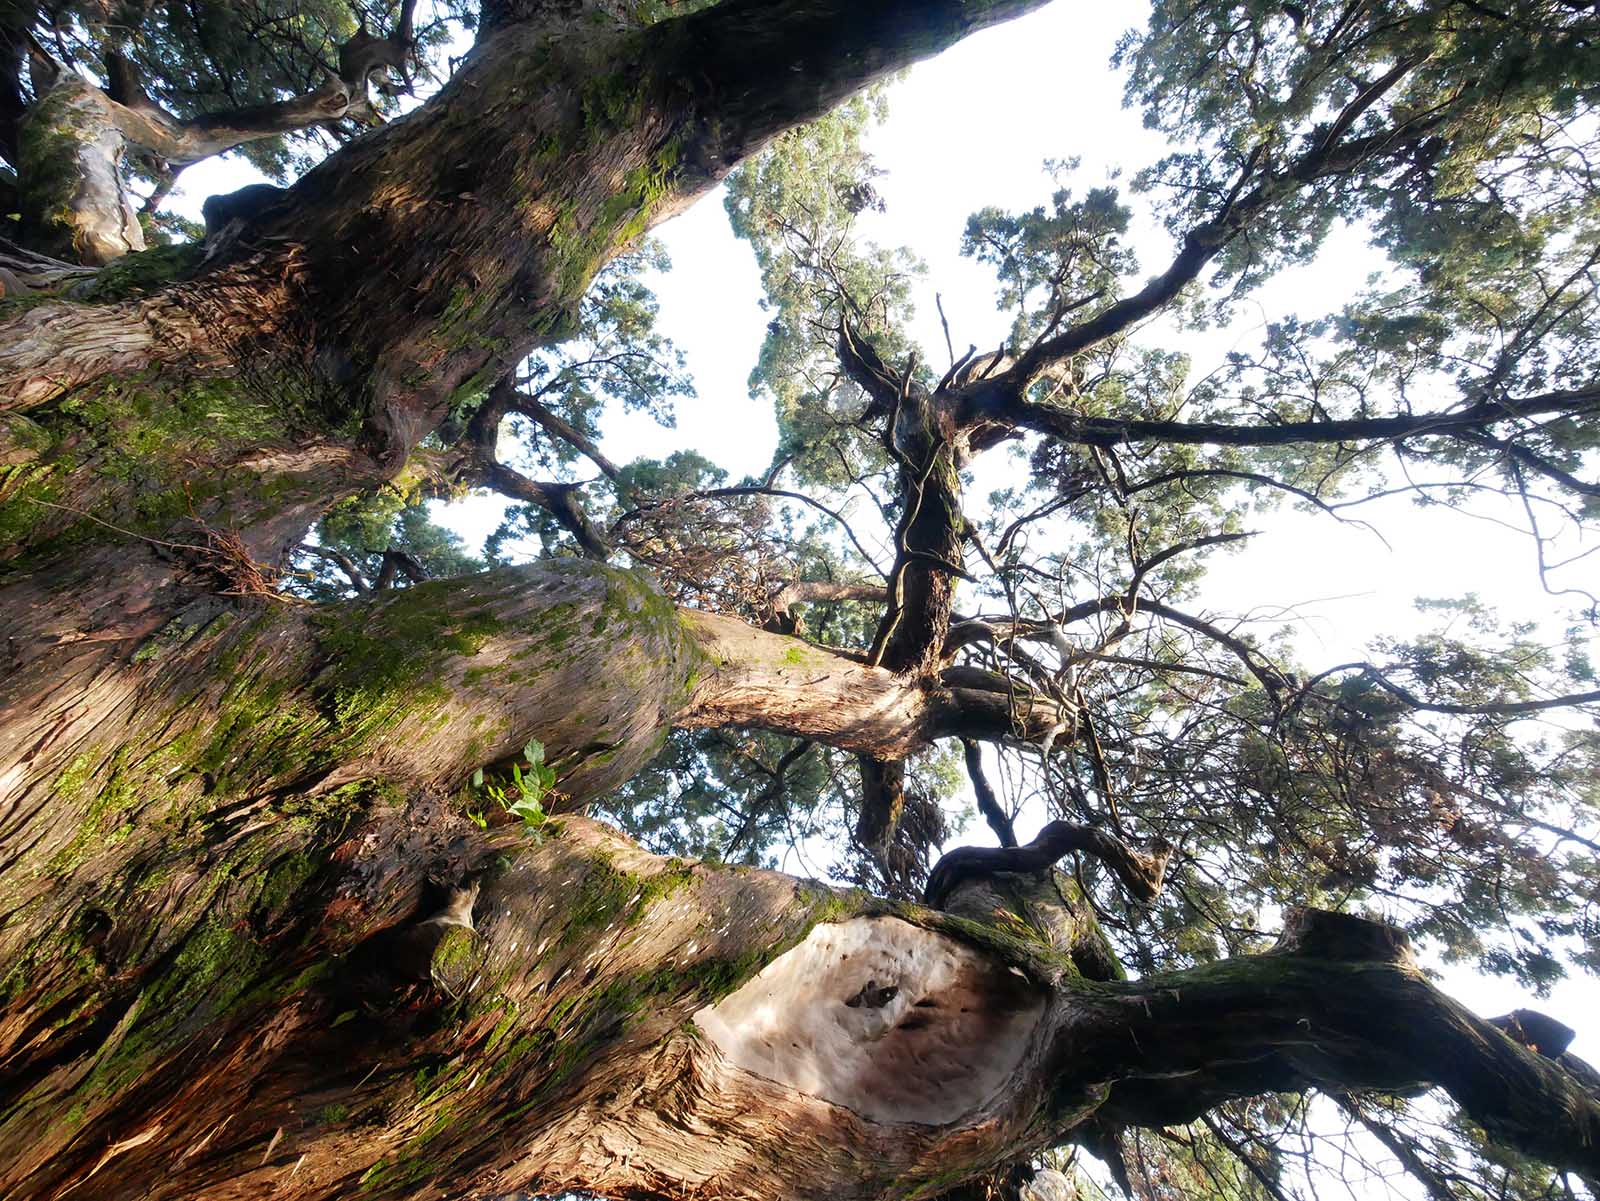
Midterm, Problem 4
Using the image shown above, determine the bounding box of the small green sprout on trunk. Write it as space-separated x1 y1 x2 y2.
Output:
469 740 556 832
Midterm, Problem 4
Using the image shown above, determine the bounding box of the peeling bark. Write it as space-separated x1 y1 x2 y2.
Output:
0 0 1067 842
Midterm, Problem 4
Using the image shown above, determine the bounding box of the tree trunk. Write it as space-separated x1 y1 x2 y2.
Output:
0 0 1061 839
0 542 1070 1196
3 3 1597 1198
16 74 146 264
4 814 1594 1201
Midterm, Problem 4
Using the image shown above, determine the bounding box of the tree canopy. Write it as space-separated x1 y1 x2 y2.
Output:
294 5 1600 1192
0 2 1597 1200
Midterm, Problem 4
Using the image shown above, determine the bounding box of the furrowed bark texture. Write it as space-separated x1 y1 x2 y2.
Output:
4 3 1593 1198
874 390 971 679
0 560 703 1194
0 9 1058 1145
3 0 1053 414
4 817 1594 1201
0 0 1057 796
0 0 1073 1145
0 554 1075 1199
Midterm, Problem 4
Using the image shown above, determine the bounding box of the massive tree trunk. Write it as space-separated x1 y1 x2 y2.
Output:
2 2 1597 1198
0 4 1074 1196
0 0 1056 804
3 813 1594 1201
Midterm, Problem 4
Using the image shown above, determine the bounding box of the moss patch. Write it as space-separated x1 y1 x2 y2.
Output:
312 581 504 742
0 366 346 568
71 243 204 303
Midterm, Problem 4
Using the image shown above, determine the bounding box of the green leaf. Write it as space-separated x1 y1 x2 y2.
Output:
507 796 546 831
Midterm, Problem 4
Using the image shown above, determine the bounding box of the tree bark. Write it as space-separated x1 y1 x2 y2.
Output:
0 0 1059 900
4 816 1594 1201
5 3 1595 1198
0 0 1060 1177
12 6 421 265
2 0 1056 539
0 553 1075 1199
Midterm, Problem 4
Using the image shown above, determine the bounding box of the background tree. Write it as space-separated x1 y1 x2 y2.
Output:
0 0 477 263
0 2 1597 1200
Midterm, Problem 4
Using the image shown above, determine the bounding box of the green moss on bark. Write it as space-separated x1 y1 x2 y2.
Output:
71 243 204 302
312 581 504 739
15 79 101 261
548 138 681 297
0 367 346 568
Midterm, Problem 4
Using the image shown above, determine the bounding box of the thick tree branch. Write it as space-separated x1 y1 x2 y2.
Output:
460 379 612 559
837 319 905 420
762 579 886 633
295 542 371 594
657 0 1053 192
476 459 613 560
867 386 968 677
984 387 1600 453
31 0 1059 456
768 579 886 613
99 5 419 167
372 548 429 591
924 820 1172 907
679 608 1070 760
1086 910 1600 1178
1451 428 1600 499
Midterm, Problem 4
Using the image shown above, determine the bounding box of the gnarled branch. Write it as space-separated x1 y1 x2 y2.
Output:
925 820 1173 907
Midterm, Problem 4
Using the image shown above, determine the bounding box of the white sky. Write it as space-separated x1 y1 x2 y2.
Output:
162 2 1597 1057
638 5 1599 1059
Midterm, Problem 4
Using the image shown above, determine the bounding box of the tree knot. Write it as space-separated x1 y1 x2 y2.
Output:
844 980 899 1009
